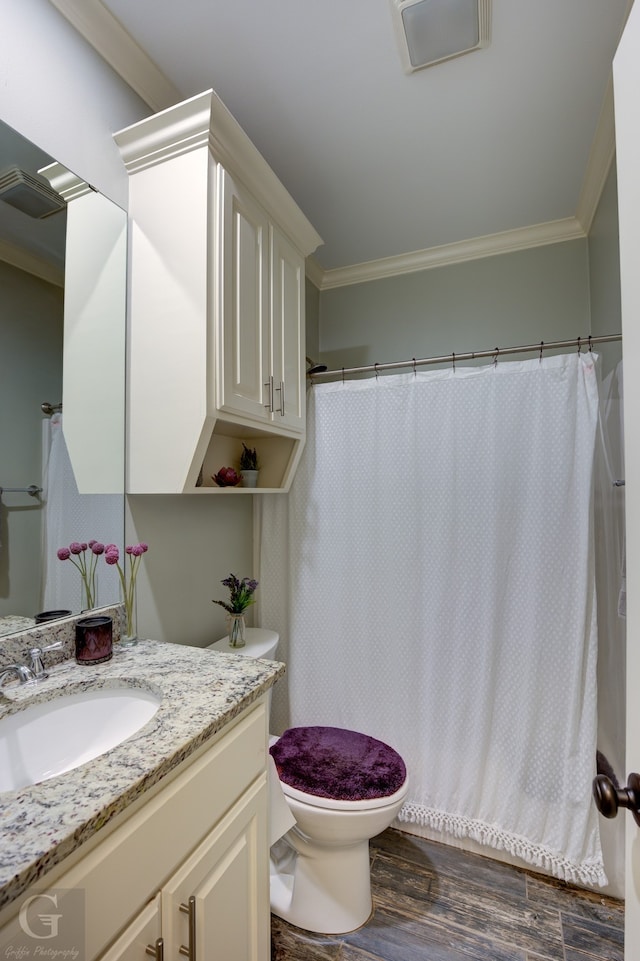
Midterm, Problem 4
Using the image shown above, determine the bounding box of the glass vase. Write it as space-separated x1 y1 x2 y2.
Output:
120 602 138 647
227 613 246 648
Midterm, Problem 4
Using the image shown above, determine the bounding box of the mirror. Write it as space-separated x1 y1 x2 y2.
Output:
0 118 126 636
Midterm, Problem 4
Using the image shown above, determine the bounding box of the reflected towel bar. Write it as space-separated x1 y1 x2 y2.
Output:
0 485 42 497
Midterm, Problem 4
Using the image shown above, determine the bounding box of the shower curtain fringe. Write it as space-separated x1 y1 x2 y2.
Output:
398 805 608 887
308 333 622 382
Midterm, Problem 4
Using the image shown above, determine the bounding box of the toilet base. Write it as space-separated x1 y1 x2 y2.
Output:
270 829 373 934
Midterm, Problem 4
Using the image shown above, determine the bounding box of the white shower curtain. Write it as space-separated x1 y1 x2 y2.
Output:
41 413 122 611
257 351 606 887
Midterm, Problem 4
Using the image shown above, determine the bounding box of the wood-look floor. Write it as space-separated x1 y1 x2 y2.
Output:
270 828 624 961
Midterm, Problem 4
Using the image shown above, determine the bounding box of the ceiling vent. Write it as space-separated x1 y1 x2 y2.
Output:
390 0 491 73
0 166 66 218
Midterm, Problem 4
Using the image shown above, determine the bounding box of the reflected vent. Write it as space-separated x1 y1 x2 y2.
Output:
0 166 66 218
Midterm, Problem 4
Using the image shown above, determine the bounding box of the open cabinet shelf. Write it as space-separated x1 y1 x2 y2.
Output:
191 420 304 493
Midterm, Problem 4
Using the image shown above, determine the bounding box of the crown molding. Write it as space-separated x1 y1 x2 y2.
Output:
47 0 180 111
316 217 587 290
38 161 94 201
0 239 64 287
114 90 323 258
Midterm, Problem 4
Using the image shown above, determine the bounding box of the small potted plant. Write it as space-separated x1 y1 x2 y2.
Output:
239 443 260 487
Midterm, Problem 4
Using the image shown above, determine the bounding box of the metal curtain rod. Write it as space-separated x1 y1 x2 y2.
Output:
307 333 622 380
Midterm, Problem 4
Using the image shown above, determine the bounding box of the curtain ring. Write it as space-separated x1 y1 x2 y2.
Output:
493 347 499 368
342 367 345 384
374 363 379 381
412 357 417 377
577 336 582 354
539 341 544 363
452 352 456 373
588 335 593 353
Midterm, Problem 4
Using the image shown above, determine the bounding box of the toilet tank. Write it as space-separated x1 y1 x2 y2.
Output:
207 627 279 660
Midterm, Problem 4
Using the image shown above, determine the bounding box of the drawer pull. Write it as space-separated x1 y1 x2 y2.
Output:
264 377 274 413
275 379 285 415
179 896 196 961
145 938 164 961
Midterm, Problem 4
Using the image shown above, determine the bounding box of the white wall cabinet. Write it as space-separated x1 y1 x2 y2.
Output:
114 90 321 494
218 169 305 434
0 701 270 961
39 163 127 495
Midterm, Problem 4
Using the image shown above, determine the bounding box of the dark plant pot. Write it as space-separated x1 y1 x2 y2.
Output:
75 616 113 665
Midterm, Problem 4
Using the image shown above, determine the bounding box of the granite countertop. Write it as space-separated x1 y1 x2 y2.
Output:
0 639 285 911
0 615 36 637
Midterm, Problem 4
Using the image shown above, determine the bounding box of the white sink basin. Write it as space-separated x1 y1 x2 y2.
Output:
0 686 161 792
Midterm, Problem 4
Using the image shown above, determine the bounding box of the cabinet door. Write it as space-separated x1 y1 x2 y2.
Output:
162 777 269 961
98 895 162 961
270 226 305 433
217 167 270 424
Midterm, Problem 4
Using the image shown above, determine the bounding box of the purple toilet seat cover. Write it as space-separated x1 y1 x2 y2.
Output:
270 726 406 801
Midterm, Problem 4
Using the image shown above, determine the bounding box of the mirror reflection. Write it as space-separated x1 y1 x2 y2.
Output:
0 118 126 636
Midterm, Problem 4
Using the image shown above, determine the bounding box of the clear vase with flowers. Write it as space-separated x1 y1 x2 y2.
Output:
213 573 259 648
57 540 105 610
105 542 149 646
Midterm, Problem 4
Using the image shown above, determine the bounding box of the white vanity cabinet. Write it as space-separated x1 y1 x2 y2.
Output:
101 778 266 961
114 89 321 494
0 700 270 961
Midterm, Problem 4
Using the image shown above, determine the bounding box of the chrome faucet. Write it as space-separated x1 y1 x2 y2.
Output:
28 641 64 680
0 664 35 688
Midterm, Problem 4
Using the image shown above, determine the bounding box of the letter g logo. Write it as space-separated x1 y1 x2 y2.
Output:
18 893 63 939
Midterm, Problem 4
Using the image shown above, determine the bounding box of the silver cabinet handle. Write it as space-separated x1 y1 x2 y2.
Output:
274 379 285 415
145 938 164 961
264 376 274 413
178 896 196 961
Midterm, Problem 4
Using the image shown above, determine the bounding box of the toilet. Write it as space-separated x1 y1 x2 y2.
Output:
207 627 409 935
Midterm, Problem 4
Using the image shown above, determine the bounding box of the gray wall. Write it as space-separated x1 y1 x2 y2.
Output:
0 262 63 618
318 239 591 371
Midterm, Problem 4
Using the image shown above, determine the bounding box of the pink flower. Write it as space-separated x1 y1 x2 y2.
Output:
91 542 105 555
105 551 119 565
57 547 71 561
70 542 85 555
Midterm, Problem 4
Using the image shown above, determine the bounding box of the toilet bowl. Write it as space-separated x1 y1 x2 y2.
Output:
207 629 409 935
269 725 408 934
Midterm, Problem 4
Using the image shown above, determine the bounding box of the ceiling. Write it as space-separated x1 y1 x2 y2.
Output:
12 1 634 286
89 0 631 280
